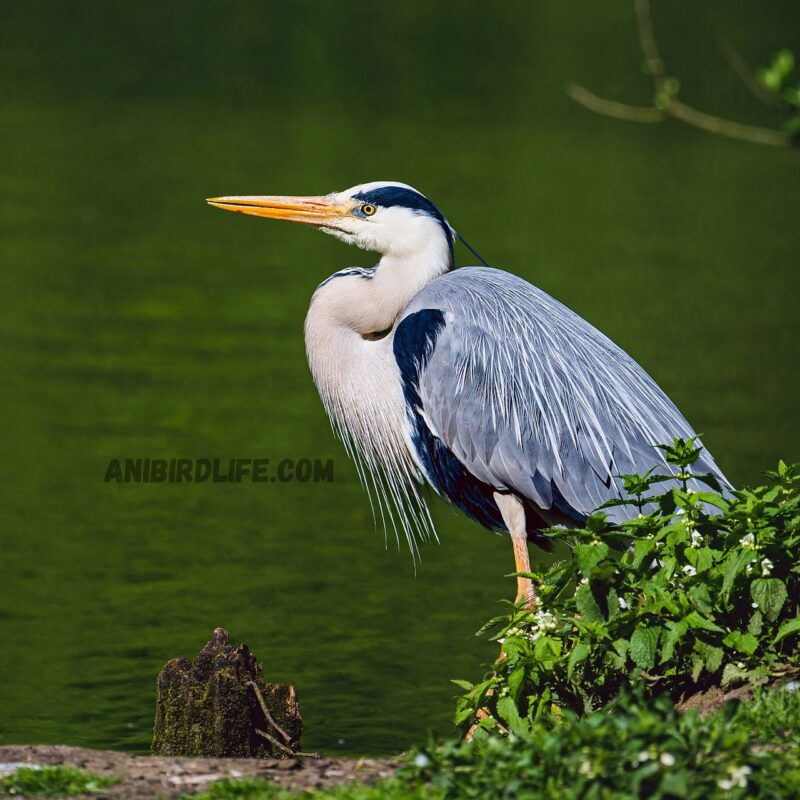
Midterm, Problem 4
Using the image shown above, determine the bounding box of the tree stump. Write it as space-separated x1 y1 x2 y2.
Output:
152 627 302 758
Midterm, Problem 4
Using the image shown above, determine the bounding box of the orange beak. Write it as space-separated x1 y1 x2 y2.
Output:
206 194 353 226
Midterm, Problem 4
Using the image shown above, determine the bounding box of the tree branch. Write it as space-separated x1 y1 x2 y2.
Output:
566 83 665 123
566 0 794 148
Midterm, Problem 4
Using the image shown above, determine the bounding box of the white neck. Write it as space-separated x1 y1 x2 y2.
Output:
303 237 451 552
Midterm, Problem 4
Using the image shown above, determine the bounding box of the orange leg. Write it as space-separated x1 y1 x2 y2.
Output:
511 533 536 610
495 491 537 611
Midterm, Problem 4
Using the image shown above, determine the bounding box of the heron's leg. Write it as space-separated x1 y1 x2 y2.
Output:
494 492 537 611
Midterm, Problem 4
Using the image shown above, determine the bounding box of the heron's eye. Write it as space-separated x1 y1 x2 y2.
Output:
361 204 376 217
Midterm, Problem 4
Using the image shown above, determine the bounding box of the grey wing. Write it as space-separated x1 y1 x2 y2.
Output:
403 267 728 523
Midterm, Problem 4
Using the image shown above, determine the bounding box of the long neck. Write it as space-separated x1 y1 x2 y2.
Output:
303 240 450 548
304 238 450 410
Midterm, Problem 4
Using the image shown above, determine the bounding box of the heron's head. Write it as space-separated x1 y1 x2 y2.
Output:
207 181 454 264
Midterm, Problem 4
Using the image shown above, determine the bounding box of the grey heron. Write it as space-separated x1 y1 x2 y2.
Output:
208 181 728 609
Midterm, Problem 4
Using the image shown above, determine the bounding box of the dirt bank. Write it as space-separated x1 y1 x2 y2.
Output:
0 745 398 798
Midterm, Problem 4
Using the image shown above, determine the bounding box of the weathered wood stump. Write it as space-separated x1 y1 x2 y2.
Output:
152 627 302 758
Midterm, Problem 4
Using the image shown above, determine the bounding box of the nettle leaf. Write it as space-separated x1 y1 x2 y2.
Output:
496 696 528 736
454 704 475 726
451 679 473 691
688 584 713 616
574 541 609 578
533 636 562 664
567 642 591 679
723 630 759 655
630 625 661 670
684 546 713 573
748 610 764 636
689 491 729 511
661 619 688 664
751 577 788 622
575 584 604 623
631 538 655 568
501 636 527 663
722 549 758 596
773 615 800 644
683 610 725 633
507 666 525 702
722 662 749 688
695 641 724 673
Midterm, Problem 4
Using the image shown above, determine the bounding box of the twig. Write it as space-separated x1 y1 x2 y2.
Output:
635 0 665 82
566 83 664 123
254 727 322 759
247 680 292 743
566 0 793 148
669 99 789 147
719 39 775 107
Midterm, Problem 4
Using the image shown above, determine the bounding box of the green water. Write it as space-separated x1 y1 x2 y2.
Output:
1 1 799 756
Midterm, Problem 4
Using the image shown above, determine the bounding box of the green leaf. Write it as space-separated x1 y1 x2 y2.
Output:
723 631 759 655
507 666 525 702
496 696 528 736
721 548 757 596
688 584 714 616
533 636 562 663
660 619 688 664
501 636 527 663
748 610 764 636
630 537 655 569
575 584 604 623
722 662 749 688
630 625 660 670
774 616 800 644
683 610 724 633
574 541 609 578
695 641 724 673
751 578 788 622
454 704 476 726
567 642 591 679
684 546 713 572
451 679 473 691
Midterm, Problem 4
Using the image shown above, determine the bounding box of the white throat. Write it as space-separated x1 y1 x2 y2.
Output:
303 236 451 554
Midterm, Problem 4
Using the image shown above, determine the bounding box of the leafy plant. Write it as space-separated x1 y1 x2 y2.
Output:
455 440 800 736
185 776 439 800
0 765 117 797
190 687 800 799
408 686 800 799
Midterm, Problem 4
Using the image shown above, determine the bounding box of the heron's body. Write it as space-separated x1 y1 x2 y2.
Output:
209 180 729 605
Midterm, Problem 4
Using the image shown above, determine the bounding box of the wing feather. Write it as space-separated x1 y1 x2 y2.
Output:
400 267 729 523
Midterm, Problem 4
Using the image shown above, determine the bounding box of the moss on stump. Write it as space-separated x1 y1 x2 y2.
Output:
152 627 302 758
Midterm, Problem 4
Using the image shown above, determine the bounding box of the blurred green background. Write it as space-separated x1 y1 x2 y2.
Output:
0 0 799 757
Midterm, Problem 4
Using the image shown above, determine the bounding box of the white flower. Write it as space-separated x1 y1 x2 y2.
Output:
660 752 676 767
740 533 756 549
682 564 697 577
690 529 703 548
745 563 754 574
761 558 774 576
718 765 751 790
618 597 628 610
636 751 651 763
414 753 430 768
578 760 592 775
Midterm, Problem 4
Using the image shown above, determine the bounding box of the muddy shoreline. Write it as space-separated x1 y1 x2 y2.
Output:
0 745 398 798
